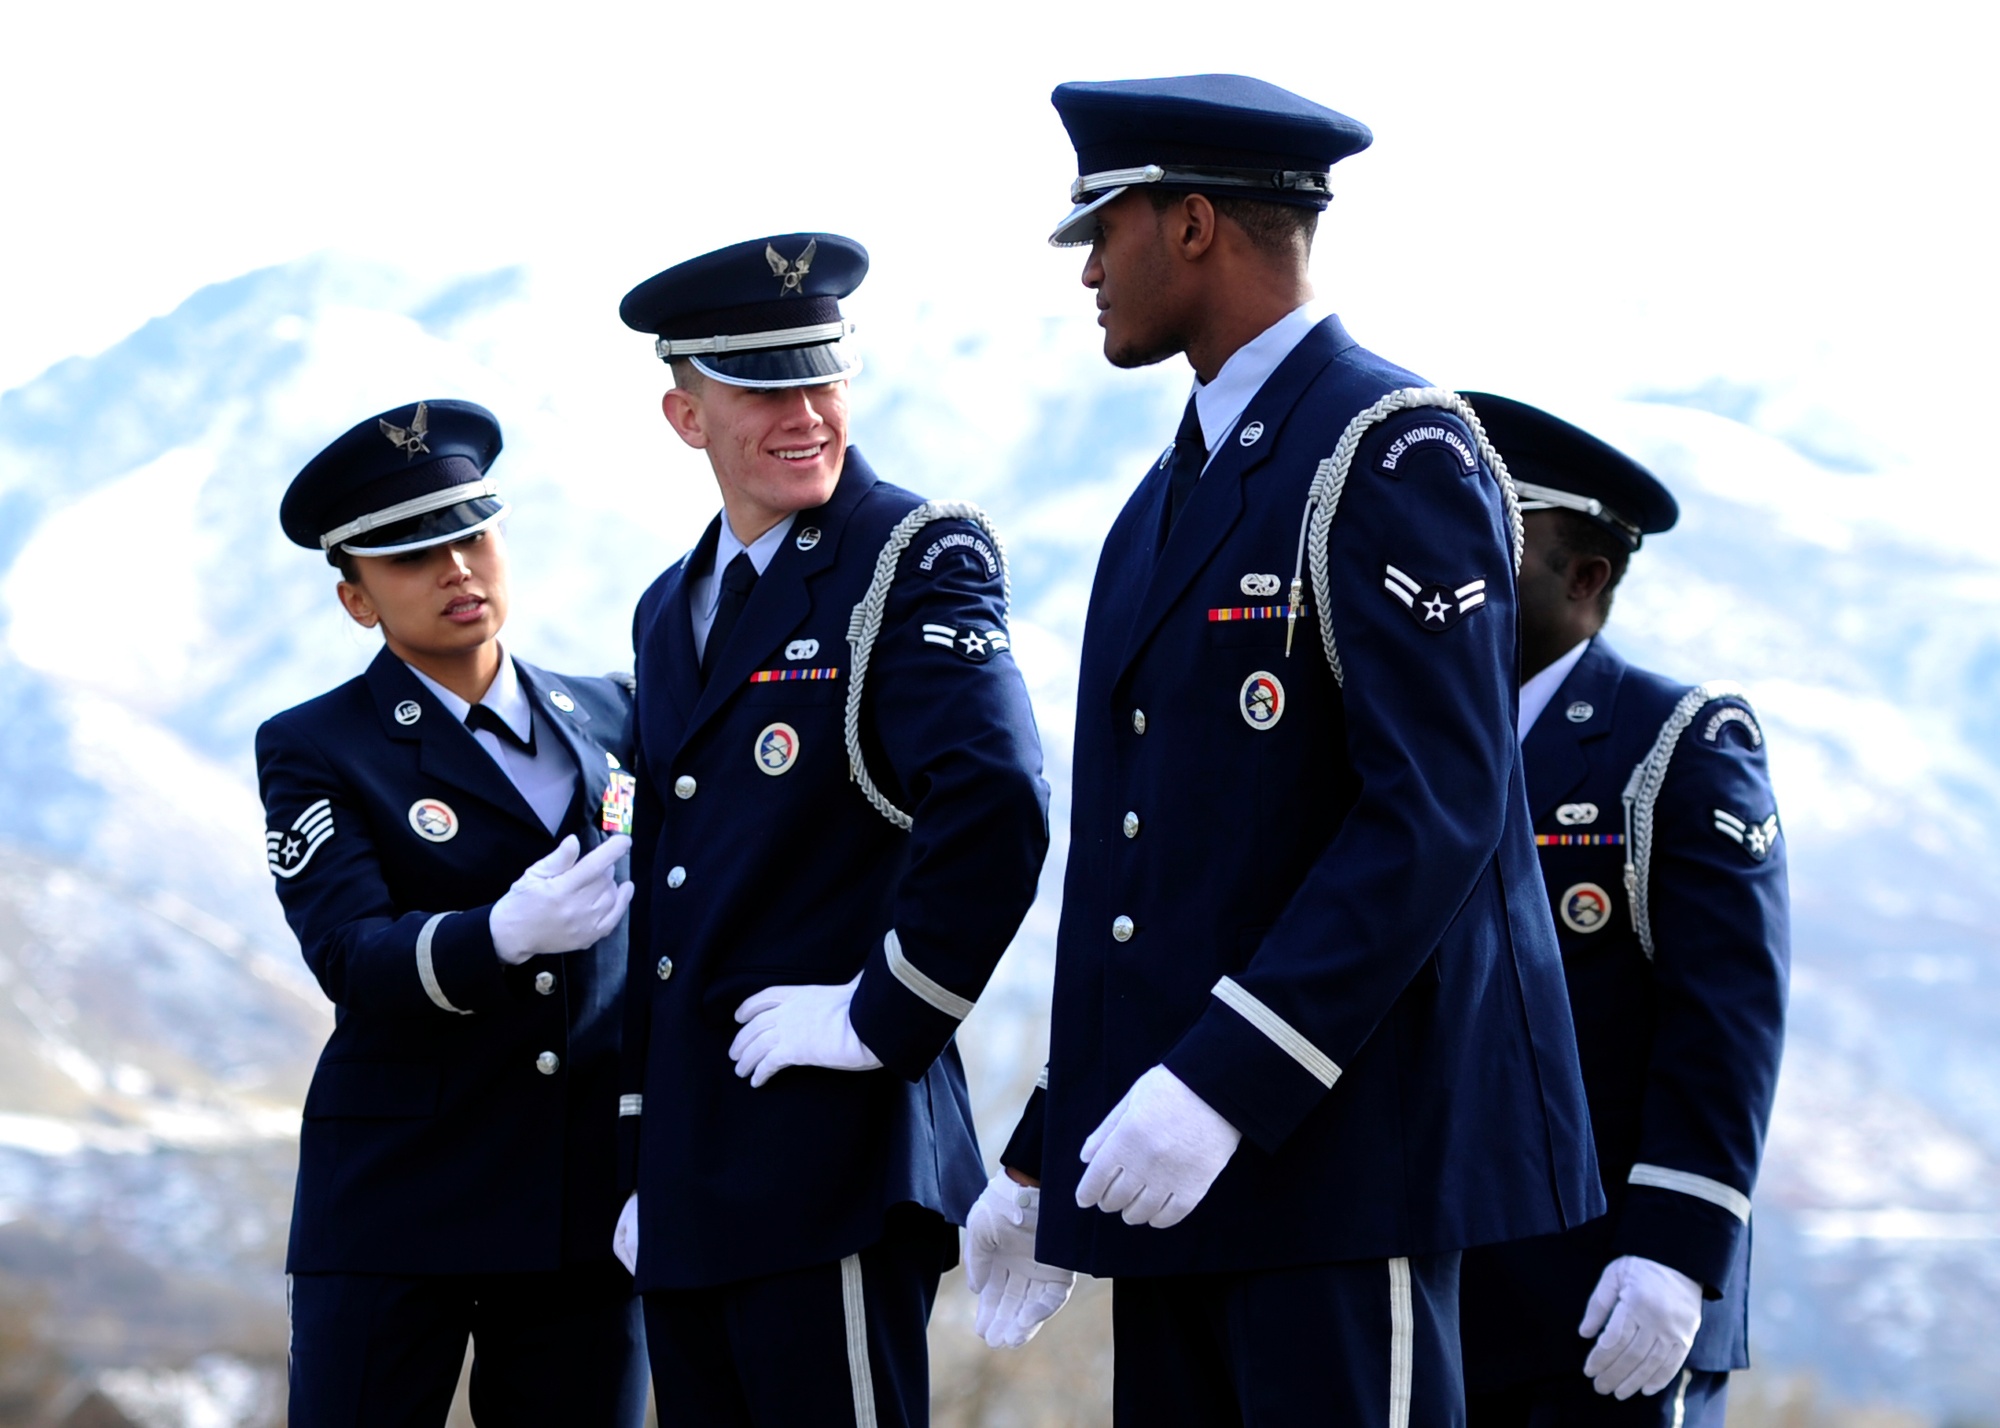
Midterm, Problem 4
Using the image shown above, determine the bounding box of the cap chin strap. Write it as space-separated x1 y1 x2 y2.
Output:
1069 164 1334 202
319 479 501 550
1515 481 1642 545
655 320 853 362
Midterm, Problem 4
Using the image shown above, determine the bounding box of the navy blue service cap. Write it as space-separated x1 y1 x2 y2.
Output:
281 398 509 560
620 233 868 388
1048 74 1373 246
1463 392 1678 550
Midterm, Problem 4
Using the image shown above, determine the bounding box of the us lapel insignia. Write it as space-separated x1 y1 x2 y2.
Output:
1238 420 1265 447
393 700 422 726
796 526 822 550
1566 701 1594 723
550 690 577 713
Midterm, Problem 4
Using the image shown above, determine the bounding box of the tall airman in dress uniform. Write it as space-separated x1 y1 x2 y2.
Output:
1457 394 1790 1428
258 399 647 1427
613 234 1050 1427
965 76 1603 1426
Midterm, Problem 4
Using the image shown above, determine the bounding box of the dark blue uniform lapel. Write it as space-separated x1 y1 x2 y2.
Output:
1522 637 1624 822
1115 317 1352 685
363 650 545 832
678 448 881 750
514 658 597 827
646 523 717 728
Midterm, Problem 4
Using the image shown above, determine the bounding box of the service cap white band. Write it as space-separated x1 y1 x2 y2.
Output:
654 320 854 361
1514 480 1641 541
319 479 502 550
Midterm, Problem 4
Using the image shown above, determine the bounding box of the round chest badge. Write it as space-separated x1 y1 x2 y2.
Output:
1239 671 1285 731
408 798 459 843
393 700 422 726
754 722 800 776
1559 882 1613 935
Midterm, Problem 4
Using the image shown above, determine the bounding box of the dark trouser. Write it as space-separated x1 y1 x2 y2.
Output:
287 1262 646 1428
1469 1369 1727 1428
642 1208 955 1428
1112 1251 1464 1427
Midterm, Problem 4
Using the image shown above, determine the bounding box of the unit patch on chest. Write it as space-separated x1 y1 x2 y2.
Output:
1239 671 1286 730
754 722 800 776
408 798 459 843
1382 565 1486 631
1558 882 1614 935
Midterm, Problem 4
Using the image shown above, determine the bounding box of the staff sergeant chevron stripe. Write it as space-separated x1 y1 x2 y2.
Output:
267 799 335 879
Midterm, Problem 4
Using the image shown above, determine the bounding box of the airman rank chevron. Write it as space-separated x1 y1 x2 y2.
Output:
922 624 1010 663
749 667 840 683
268 799 335 879
1714 808 1780 861
1382 565 1486 631
1208 605 1306 622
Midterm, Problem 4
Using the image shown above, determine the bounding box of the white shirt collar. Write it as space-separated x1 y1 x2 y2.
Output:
405 646 533 744
1518 637 1592 742
1191 298 1334 458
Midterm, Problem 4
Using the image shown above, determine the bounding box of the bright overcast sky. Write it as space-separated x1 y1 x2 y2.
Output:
3 0 1992 489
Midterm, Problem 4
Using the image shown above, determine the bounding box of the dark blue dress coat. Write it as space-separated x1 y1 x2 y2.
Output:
256 650 635 1274
621 448 1050 1292
1004 315 1603 1277
1461 636 1790 1384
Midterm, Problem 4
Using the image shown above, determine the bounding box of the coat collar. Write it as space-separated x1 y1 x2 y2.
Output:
1115 315 1357 683
1521 634 1626 820
364 648 567 832
677 445 881 749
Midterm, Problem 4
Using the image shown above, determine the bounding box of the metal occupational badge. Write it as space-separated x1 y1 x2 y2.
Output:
1240 572 1281 597
786 639 820 661
408 798 459 843
267 799 335 879
1559 882 1613 934
754 722 800 776
1555 802 1599 826
601 771 636 835
1239 671 1285 730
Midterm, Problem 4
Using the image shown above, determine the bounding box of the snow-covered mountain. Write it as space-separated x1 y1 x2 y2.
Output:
1 258 1996 1418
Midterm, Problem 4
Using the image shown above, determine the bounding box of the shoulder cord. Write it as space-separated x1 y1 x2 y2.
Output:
1284 387 1524 686
844 502 1012 831
1620 681 1748 959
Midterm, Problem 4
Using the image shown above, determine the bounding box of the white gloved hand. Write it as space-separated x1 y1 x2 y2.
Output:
612 1192 639 1275
729 975 884 1087
490 834 634 965
1075 1065 1242 1228
1578 1254 1704 1398
965 1173 1076 1349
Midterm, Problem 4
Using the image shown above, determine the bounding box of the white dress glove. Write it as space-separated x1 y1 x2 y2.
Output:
612 1192 639 1275
490 834 634 965
1075 1065 1242 1228
965 1173 1076 1348
1578 1254 1704 1398
729 975 884 1087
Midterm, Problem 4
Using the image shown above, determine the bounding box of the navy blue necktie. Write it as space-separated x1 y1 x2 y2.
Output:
465 702 535 755
701 551 759 684
1162 394 1207 546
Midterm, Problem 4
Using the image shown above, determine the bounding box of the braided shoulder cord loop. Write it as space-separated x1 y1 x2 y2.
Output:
843 501 1012 831
1620 681 1749 959
1286 387 1524 686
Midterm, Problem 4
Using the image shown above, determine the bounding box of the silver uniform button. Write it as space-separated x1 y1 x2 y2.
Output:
674 775 697 799
667 866 687 889
1131 709 1147 735
656 956 674 981
1122 811 1140 839
1112 915 1135 942
534 971 555 995
536 1051 560 1075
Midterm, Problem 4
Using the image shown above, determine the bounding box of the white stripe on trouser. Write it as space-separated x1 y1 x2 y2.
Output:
840 1253 879 1428
1388 1256 1413 1428
1671 1368 1691 1428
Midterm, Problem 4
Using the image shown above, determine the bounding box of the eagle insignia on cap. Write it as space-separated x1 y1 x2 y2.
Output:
766 239 817 295
378 403 431 458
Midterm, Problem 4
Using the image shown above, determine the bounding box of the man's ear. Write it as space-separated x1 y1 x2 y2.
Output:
662 387 709 449
1173 193 1220 262
1567 555 1614 607
336 579 379 629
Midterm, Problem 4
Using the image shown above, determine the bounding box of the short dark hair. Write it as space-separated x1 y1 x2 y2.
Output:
329 547 359 581
1544 510 1632 619
669 358 706 393
1144 188 1318 260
